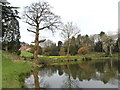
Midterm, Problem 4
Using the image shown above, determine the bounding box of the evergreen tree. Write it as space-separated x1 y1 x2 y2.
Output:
58 41 63 55
50 44 58 56
2 2 21 54
69 37 78 55
94 41 103 52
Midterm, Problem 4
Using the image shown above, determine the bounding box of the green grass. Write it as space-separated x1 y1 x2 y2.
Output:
2 51 33 88
20 51 33 58
20 51 119 65
20 51 118 59
39 56 83 60
3 51 118 88
49 59 104 66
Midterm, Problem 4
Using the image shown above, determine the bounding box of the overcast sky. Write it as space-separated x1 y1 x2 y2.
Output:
8 0 119 44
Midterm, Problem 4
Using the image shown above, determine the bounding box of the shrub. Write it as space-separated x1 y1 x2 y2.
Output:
82 57 92 61
59 47 66 56
78 46 89 55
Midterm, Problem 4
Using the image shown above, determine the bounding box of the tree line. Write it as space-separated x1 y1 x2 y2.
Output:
1 0 119 59
27 31 119 57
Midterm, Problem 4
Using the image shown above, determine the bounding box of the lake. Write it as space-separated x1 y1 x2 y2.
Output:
25 60 119 88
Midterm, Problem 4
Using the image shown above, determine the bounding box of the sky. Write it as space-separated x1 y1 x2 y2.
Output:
7 0 119 44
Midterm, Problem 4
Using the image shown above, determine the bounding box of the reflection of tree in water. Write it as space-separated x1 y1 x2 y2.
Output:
35 65 64 88
93 62 106 81
78 63 96 81
112 60 120 73
33 70 51 89
38 65 58 77
60 60 118 85
61 64 80 88
42 81 51 88
32 60 119 88
33 70 40 89
61 63 96 82
93 60 118 84
94 62 106 73
62 76 80 88
58 67 64 76
102 62 117 84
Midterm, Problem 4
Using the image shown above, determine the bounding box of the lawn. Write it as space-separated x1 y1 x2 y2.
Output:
20 51 33 58
2 51 33 88
20 51 119 64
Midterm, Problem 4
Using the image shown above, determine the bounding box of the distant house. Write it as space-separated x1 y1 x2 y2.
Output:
19 45 31 51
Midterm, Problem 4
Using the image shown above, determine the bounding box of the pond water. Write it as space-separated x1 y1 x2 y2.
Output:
25 60 119 88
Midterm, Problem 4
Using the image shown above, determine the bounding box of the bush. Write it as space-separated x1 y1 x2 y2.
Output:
29 45 42 55
17 50 21 55
78 46 89 55
59 47 66 56
82 57 92 61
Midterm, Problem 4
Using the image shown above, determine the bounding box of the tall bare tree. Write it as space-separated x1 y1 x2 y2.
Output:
23 1 61 59
61 22 80 56
102 34 117 56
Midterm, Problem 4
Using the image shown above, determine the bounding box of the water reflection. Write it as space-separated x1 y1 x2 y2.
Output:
33 70 40 88
25 60 119 88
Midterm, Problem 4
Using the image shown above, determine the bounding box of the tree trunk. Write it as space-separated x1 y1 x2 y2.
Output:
5 46 8 51
67 39 71 56
34 27 39 59
109 45 112 57
5 42 8 51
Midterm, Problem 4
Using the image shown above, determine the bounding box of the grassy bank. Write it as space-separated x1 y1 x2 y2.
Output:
2 51 33 88
20 51 33 58
2 51 118 88
39 53 118 65
20 51 118 64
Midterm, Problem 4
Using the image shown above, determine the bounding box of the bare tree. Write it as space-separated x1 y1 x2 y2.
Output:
22 0 61 59
40 39 53 48
102 34 117 56
60 22 80 56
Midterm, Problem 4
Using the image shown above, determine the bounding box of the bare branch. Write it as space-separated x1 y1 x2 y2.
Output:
25 14 35 22
39 26 50 30
31 39 46 43
25 21 36 27
31 41 34 43
60 21 80 56
39 20 61 31
39 39 46 43
27 29 36 33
